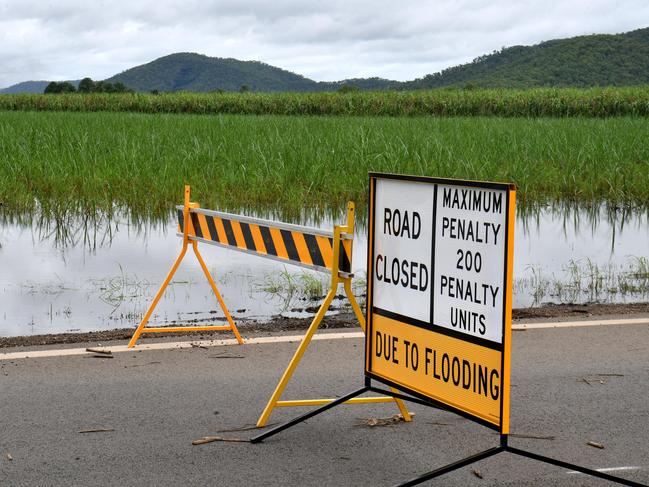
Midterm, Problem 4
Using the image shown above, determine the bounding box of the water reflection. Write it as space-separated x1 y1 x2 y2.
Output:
0 203 648 337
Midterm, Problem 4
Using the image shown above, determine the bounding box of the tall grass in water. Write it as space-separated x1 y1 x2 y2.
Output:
0 111 648 217
2 87 649 117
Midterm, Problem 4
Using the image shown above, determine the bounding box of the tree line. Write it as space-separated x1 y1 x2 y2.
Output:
44 78 133 94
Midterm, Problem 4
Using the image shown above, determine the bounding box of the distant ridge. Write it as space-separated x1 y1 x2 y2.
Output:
105 53 319 92
0 80 80 94
2 27 648 93
405 27 649 89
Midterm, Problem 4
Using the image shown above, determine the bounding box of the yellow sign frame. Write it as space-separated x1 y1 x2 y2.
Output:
365 173 516 433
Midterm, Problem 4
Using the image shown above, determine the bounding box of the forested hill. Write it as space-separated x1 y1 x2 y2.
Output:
107 28 649 91
2 27 648 93
0 80 80 94
104 53 321 92
406 27 649 89
105 53 400 92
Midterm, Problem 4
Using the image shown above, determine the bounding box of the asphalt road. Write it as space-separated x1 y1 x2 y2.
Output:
1 322 648 486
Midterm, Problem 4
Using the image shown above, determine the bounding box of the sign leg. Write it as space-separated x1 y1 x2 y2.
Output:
394 446 504 487
251 386 369 443
506 446 647 487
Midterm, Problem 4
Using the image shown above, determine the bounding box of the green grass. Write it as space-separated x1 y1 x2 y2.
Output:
2 87 649 117
0 111 648 218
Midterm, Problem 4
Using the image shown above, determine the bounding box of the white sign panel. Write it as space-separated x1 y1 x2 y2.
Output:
372 179 434 323
432 185 508 344
371 176 510 345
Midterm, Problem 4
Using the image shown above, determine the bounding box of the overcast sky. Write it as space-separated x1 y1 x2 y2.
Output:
1 0 647 88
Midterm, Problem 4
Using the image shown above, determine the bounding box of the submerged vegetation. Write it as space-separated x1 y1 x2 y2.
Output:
258 269 328 311
2 87 649 117
0 111 648 217
518 257 649 306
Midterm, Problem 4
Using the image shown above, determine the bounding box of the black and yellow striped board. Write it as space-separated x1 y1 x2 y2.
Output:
177 207 352 274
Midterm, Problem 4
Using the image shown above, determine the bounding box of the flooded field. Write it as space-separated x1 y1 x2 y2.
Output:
1 205 648 337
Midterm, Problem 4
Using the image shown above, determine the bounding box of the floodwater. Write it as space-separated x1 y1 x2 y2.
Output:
1 206 648 337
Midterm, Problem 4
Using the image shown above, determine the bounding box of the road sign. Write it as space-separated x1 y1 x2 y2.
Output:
365 174 516 432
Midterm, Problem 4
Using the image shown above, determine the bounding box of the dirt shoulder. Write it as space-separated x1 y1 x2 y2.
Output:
2 302 649 349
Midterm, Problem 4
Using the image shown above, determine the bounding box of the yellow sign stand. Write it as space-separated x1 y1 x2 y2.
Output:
128 186 244 348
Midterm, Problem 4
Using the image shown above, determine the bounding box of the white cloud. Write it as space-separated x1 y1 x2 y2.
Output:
0 0 647 87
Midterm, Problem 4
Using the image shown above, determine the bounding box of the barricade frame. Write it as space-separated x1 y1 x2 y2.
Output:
127 186 412 425
127 186 244 348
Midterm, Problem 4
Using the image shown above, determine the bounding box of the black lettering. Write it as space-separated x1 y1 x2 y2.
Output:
452 357 461 386
442 187 452 207
401 211 410 238
409 262 417 290
384 208 392 235
411 343 419 371
391 258 400 285
472 191 482 212
383 333 391 361
492 223 501 245
493 193 502 214
441 216 450 236
441 353 450 382
478 365 488 397
490 369 500 400
440 275 448 294
392 209 401 236
479 314 486 335
462 360 471 390
376 255 383 281
433 350 441 379
419 264 428 291
472 363 477 393
391 336 399 365
412 212 421 239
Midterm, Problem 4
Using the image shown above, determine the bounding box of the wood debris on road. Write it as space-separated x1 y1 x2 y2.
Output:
356 413 414 428
85 348 112 355
192 436 249 445
587 441 605 449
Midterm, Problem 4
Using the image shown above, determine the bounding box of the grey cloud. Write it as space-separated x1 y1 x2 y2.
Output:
0 0 647 87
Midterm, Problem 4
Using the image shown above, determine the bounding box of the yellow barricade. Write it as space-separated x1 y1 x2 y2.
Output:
128 185 412 426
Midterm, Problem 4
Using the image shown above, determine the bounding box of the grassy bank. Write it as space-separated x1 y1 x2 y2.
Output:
2 87 649 117
0 111 648 217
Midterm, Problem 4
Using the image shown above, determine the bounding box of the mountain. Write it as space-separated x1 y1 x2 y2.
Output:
406 27 649 89
104 53 322 92
104 53 403 92
2 27 648 93
0 80 80 94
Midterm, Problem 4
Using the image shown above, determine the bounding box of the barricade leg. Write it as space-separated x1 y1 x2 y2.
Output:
128 243 189 348
343 279 412 422
257 288 337 427
191 241 243 344
127 239 244 348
